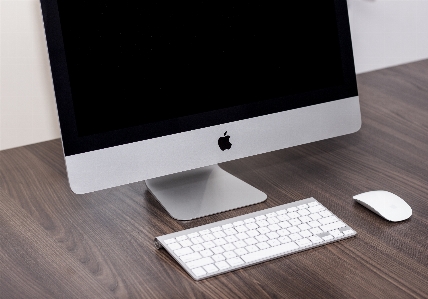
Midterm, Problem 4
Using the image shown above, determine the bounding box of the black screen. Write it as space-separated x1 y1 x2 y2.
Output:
56 1 344 137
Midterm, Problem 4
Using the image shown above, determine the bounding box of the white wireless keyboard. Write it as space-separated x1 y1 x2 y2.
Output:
155 197 356 280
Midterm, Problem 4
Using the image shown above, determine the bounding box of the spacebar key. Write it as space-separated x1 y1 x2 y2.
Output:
241 242 299 263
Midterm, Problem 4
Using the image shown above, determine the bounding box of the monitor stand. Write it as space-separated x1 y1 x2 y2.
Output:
145 164 267 220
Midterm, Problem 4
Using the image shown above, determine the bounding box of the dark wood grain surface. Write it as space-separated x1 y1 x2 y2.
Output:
1 60 428 299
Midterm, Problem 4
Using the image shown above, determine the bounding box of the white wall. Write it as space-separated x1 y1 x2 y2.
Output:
348 0 428 74
1 0 59 151
1 0 428 151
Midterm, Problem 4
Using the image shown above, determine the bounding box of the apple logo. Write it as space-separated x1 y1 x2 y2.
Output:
218 131 232 151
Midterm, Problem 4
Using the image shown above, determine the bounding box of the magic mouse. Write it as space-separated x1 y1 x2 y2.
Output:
353 190 412 222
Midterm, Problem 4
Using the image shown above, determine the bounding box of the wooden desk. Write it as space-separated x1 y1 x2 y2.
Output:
1 60 428 299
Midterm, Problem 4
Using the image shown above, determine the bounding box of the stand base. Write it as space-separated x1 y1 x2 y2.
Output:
146 165 267 220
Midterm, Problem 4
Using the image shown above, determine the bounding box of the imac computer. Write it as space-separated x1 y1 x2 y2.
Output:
40 0 361 220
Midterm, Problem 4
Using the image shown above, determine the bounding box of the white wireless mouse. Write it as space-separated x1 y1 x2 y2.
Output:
353 190 412 222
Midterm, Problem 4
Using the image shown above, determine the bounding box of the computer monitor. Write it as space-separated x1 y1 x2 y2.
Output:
40 0 361 220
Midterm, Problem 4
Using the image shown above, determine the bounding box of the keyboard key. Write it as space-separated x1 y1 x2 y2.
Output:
276 209 286 215
308 201 319 207
245 245 259 253
266 232 280 239
308 221 321 228
278 221 291 228
258 227 271 235
256 220 269 227
213 238 227 246
298 209 310 216
235 225 248 233
319 210 332 217
241 242 299 263
224 228 238 235
247 230 260 237
212 254 226 262
299 230 312 238
342 229 355 236
225 235 238 243
297 204 309 210
200 249 214 257
289 233 302 241
202 234 215 241
246 223 259 230
222 243 236 251
289 219 302 226
191 244 205 252
234 248 248 256
287 207 298 212
202 241 215 249
215 261 230 270
322 235 334 241
277 229 290 236
223 251 237 259
188 232 200 238
233 221 245 227
210 226 222 233
244 237 258 245
236 232 249 240
175 247 193 256
268 224 281 231
296 238 312 247
310 227 323 235
255 235 269 242
191 237 204 244
176 235 188 242
213 231 227 239
309 213 322 221
308 206 325 213
266 212 277 218
256 242 270 250
165 238 176 244
180 252 202 263
212 246 225 254
255 215 266 221
299 216 312 223
278 236 291 244
288 212 300 219
180 240 193 247
187 257 214 269
192 267 206 277
222 224 233 229
319 216 338 225
298 223 312 230
329 229 343 237
203 264 218 273
168 242 182 250
287 226 300 233
298 223 311 231
227 257 245 267
309 235 323 243
320 221 346 232
244 218 255 223
277 214 290 221
267 217 279 224
267 239 281 247
233 241 247 248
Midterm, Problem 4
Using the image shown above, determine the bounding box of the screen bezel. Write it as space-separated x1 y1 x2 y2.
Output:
40 0 357 157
